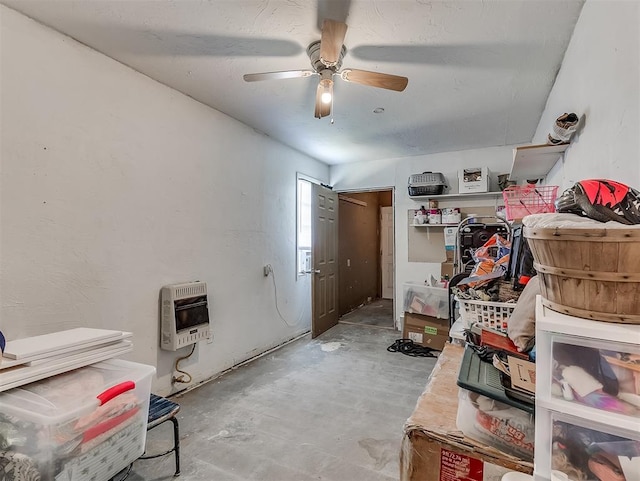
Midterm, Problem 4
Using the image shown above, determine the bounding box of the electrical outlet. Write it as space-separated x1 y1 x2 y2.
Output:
263 265 271 277
206 332 214 344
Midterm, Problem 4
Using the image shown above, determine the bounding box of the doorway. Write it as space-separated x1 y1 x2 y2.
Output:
336 189 395 329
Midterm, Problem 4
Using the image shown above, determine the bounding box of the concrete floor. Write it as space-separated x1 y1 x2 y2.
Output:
126 323 436 481
339 299 394 329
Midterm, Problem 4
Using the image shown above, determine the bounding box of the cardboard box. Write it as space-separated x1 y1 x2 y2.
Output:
403 312 450 351
401 344 533 481
459 167 490 194
444 226 457 262
445 249 455 262
441 262 455 279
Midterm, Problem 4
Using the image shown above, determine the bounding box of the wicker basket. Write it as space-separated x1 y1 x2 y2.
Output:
524 225 640 323
457 298 516 333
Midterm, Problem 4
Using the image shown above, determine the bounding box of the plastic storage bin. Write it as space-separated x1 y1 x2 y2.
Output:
457 298 516 333
534 409 640 481
456 387 535 461
0 359 155 481
536 297 640 427
542 333 640 419
403 282 449 319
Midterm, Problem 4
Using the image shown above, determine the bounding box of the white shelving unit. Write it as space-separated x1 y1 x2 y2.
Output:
509 143 570 181
410 223 459 228
534 297 640 481
409 191 503 202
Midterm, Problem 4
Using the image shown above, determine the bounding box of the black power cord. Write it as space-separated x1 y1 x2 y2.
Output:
387 339 438 358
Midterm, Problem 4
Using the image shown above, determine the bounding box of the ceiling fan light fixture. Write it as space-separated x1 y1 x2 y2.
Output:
244 19 408 120
320 79 333 104
318 69 334 104
314 72 333 119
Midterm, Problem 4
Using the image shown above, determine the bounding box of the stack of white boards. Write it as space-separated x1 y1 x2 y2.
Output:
0 328 133 392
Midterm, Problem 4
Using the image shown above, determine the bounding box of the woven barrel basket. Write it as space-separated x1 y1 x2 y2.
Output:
524 225 640 323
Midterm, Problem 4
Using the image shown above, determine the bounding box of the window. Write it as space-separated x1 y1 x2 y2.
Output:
297 177 312 275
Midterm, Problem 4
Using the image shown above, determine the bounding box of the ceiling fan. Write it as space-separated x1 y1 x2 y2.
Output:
243 19 408 119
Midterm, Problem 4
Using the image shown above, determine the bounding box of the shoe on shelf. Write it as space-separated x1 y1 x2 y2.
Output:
548 112 579 144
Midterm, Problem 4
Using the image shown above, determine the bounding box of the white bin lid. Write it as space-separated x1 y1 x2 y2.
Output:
0 359 155 425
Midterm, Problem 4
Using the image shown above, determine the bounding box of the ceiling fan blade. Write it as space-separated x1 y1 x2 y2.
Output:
340 69 408 92
243 70 315 82
320 19 348 67
314 79 332 119
317 0 351 29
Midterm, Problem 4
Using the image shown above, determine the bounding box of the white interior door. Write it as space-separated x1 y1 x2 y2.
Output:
380 206 394 299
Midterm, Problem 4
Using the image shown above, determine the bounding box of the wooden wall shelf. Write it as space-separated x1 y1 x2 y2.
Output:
410 223 459 228
409 191 503 202
509 143 569 181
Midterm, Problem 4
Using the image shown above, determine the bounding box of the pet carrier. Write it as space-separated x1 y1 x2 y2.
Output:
408 172 447 196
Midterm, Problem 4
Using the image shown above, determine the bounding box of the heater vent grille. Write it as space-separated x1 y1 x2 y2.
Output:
174 282 207 299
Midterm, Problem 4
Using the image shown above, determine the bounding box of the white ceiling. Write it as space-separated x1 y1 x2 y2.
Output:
3 0 584 165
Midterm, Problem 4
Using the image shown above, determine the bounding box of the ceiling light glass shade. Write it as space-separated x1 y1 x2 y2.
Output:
319 78 333 104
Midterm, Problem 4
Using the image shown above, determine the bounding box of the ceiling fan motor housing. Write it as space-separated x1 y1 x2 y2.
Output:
307 40 346 73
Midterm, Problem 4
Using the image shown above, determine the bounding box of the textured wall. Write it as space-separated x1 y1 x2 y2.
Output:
534 0 640 189
0 6 328 396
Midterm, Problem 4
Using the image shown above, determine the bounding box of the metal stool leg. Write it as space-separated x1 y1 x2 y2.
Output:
170 416 180 476
141 394 181 477
139 416 181 477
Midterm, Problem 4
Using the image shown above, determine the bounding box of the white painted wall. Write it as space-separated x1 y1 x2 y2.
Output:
533 0 639 189
331 146 514 324
0 6 328 396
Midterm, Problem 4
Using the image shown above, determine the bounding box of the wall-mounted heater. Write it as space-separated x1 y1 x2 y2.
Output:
160 281 211 351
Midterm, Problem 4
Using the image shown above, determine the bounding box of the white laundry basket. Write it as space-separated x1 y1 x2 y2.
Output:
457 298 516 333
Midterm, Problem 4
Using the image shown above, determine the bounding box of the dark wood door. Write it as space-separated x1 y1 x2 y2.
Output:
312 184 339 337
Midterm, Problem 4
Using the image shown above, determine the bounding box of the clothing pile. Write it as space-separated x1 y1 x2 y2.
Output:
452 232 522 304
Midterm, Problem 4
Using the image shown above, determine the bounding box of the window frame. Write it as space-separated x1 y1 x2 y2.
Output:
296 173 321 279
